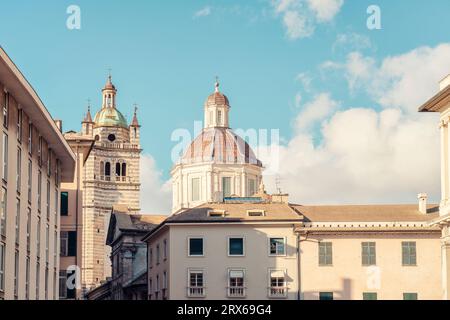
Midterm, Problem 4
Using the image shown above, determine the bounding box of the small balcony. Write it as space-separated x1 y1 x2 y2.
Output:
187 287 205 298
268 286 288 298
227 286 246 298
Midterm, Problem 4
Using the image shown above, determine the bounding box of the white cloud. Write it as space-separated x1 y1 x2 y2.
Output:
295 93 339 132
332 32 372 52
272 0 344 39
261 107 439 205
260 44 449 205
283 10 315 39
341 44 450 113
194 6 212 18
307 0 344 22
140 154 172 214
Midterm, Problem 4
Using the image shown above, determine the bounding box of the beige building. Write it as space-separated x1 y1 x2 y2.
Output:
419 74 450 300
0 47 75 300
143 200 302 300
60 76 141 298
144 197 442 300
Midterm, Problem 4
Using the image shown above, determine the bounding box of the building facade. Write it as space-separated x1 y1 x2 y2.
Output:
0 47 75 300
419 74 450 300
86 207 165 300
144 197 442 300
171 81 263 213
60 76 141 298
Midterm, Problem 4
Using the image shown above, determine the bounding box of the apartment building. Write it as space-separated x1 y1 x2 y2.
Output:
143 200 303 300
0 47 75 300
143 194 442 300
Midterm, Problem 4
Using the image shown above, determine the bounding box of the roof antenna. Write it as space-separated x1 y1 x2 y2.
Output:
275 175 282 194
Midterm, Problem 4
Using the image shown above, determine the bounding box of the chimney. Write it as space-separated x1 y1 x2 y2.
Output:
54 120 62 132
417 193 428 214
439 74 450 91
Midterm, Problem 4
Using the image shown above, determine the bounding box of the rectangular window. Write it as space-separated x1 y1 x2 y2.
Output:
402 242 417 266
163 239 167 260
319 292 334 300
217 110 222 125
228 269 245 297
45 267 48 300
0 242 4 292
38 136 42 167
47 149 51 177
36 216 41 258
0 187 6 237
27 160 32 203
60 192 68 216
191 178 200 202
229 237 244 256
46 180 50 219
188 238 204 256
45 224 49 263
59 271 67 299
222 177 231 198
3 91 9 128
54 189 58 219
149 247 153 268
156 244 160 264
14 250 19 297
362 242 376 266
247 178 256 196
403 293 418 300
15 198 20 245
2 133 8 181
37 171 42 211
60 231 76 257
188 270 204 297
269 238 286 256
16 147 21 193
27 208 31 252
28 123 32 155
25 257 30 300
17 108 22 143
319 242 333 266
36 262 40 299
269 270 287 298
363 292 378 300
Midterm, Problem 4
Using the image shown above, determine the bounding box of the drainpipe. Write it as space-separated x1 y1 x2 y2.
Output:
296 232 301 300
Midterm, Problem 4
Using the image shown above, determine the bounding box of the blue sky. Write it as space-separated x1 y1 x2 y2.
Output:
1 1 450 210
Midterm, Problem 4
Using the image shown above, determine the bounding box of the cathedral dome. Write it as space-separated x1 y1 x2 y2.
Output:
181 127 262 166
94 108 128 128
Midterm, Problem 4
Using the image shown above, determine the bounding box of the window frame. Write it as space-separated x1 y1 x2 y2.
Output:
402 242 417 266
188 237 204 257
318 242 333 266
268 237 287 256
228 236 245 257
187 268 205 298
362 242 377 266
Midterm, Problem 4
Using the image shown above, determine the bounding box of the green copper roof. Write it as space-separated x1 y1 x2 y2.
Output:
94 108 128 128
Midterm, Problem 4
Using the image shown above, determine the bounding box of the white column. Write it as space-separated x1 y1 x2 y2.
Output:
441 120 448 208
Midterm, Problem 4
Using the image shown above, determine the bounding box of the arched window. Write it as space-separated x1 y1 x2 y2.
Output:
100 161 104 176
121 163 127 177
105 162 111 176
116 163 121 176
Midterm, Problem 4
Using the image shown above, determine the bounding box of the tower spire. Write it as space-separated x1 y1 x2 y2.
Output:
131 103 140 127
83 99 93 123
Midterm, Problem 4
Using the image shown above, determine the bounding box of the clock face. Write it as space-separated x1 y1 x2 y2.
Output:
108 134 116 142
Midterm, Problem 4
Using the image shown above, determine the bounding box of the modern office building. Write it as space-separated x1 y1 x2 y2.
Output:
0 47 75 300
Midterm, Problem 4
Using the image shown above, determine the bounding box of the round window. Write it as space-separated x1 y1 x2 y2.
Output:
108 134 116 142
